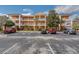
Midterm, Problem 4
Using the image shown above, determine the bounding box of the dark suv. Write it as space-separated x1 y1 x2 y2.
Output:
41 29 47 34
64 29 76 35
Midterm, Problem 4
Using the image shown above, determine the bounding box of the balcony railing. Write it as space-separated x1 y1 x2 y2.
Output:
16 23 46 26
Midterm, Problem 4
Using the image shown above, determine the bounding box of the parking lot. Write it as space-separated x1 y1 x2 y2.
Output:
0 31 79 54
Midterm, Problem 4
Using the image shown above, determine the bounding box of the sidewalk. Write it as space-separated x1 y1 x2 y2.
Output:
0 31 8 37
17 31 41 33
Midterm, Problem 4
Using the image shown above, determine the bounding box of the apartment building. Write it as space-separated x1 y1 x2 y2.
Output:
58 14 70 30
8 12 47 31
8 13 70 31
64 14 79 29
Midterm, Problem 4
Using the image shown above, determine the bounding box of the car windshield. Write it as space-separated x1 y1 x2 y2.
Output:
68 29 75 31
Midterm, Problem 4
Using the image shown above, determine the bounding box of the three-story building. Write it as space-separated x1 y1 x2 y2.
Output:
8 12 47 31
8 13 70 31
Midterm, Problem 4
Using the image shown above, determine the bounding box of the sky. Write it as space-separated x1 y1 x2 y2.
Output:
0 5 56 15
0 5 79 15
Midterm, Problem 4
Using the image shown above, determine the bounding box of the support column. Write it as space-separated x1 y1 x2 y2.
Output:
71 20 73 29
39 16 41 30
59 15 62 31
19 15 21 28
45 16 47 30
34 16 36 31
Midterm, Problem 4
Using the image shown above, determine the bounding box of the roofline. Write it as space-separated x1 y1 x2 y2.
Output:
58 14 71 16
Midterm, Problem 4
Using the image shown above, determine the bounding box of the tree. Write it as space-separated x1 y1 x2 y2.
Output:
73 22 79 30
5 19 15 27
0 16 8 30
47 10 64 30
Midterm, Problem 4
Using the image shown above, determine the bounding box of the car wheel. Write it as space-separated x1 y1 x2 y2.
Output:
73 33 76 35
51 32 56 34
68 32 70 35
47 31 49 33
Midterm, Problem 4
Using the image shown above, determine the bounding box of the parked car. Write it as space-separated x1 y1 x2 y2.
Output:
48 28 57 34
3 26 16 34
41 29 47 34
11 27 16 33
64 29 76 35
41 28 57 34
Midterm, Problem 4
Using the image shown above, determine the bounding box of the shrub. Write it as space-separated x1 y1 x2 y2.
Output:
5 20 15 27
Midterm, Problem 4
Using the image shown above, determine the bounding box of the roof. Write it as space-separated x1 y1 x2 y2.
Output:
35 12 46 16
8 14 21 16
58 14 71 16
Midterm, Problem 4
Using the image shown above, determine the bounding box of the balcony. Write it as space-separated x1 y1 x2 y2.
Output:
36 24 46 26
33 18 46 20
15 23 46 26
38 18 46 20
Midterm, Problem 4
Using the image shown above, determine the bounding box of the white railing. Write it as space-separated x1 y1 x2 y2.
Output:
16 23 46 26
37 18 46 20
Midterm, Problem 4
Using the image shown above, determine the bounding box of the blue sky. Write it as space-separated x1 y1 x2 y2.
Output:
0 5 56 14
0 5 79 15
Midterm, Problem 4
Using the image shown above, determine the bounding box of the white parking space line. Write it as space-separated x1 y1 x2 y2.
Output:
46 43 55 54
2 43 18 54
0 36 79 40
0 34 7 37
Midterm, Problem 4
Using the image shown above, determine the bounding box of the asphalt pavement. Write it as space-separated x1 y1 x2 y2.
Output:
0 31 79 54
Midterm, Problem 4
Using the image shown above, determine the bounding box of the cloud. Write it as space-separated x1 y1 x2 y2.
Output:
55 5 79 14
23 8 32 12
22 8 33 15
0 13 8 16
22 13 32 16
43 11 48 15
68 14 78 21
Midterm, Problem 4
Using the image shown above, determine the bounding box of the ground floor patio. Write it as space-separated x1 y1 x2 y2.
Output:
16 26 47 31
